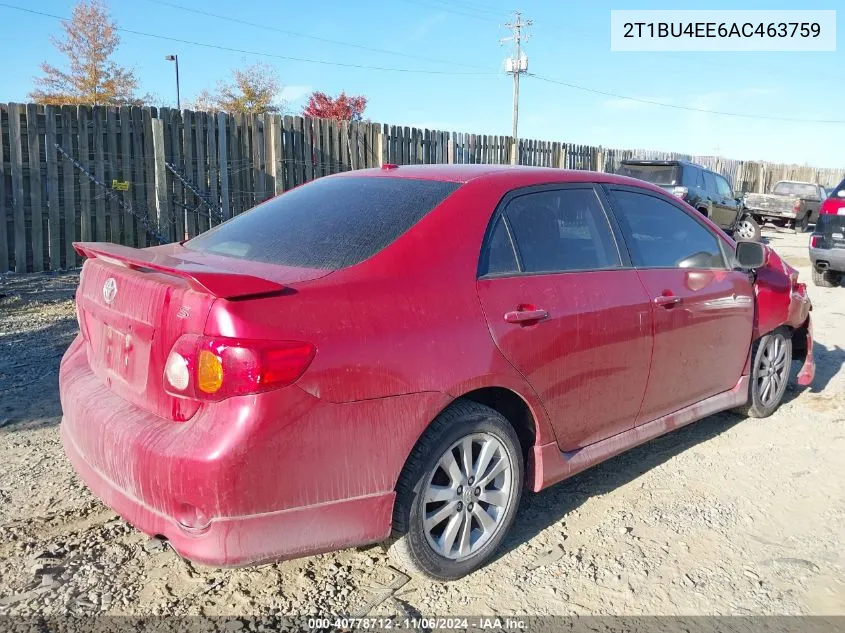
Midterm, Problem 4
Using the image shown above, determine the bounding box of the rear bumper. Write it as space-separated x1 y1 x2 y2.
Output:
59 334 450 566
61 422 393 566
748 209 798 220
810 246 845 273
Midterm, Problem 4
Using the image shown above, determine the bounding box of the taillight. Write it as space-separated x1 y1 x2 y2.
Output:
810 235 821 248
671 186 689 200
793 200 801 212
164 334 315 401
820 198 845 215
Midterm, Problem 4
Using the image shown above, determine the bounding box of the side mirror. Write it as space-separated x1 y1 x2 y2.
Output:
735 241 767 269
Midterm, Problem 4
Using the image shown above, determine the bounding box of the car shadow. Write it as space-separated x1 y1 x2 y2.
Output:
782 341 845 404
496 408 745 562
0 318 75 433
498 339 845 562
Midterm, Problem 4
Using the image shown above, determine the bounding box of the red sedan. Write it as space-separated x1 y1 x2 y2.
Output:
60 165 815 580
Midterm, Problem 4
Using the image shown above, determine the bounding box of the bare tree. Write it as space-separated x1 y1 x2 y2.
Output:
30 0 145 106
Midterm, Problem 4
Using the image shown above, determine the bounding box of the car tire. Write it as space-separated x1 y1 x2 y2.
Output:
386 401 524 581
736 328 792 419
794 214 809 233
812 267 840 288
735 216 761 242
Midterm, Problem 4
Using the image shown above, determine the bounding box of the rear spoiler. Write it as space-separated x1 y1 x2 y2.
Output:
73 242 286 299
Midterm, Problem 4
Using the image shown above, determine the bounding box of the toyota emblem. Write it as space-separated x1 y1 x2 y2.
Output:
103 278 118 305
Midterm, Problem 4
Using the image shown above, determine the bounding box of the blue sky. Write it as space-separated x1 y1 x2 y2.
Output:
0 0 842 167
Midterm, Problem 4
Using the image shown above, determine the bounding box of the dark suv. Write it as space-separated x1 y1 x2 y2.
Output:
809 177 845 287
617 160 760 240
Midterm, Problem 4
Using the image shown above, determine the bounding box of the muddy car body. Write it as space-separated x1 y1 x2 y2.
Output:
60 166 815 580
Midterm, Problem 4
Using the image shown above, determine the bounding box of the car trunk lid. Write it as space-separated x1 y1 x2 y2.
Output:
73 242 327 421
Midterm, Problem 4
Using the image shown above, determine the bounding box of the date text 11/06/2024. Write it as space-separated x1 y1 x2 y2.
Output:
306 617 526 630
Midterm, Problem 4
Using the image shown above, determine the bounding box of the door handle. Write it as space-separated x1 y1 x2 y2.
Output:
654 294 682 308
504 307 549 324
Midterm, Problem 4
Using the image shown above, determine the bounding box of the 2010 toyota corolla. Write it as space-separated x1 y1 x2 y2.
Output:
60 165 815 580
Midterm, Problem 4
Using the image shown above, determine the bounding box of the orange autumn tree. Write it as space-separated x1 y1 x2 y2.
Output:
30 0 144 106
302 91 367 121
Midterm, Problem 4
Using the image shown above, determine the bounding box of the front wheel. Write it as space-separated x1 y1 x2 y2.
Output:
735 215 761 241
386 401 524 580
736 328 792 418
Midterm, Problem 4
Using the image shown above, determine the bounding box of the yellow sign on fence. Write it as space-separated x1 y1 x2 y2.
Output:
112 180 130 191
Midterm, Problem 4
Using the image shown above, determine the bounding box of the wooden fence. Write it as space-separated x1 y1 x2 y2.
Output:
1 102 843 273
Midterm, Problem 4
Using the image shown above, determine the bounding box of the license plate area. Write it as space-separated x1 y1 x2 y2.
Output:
100 323 135 378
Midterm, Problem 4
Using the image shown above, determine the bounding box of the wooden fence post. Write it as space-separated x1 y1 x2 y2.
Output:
218 112 230 219
45 106 61 269
151 117 168 232
0 104 7 272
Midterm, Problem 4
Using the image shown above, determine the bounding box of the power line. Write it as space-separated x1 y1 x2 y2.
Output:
0 3 499 76
142 0 492 70
406 0 510 19
443 0 513 16
397 0 502 23
527 73 845 125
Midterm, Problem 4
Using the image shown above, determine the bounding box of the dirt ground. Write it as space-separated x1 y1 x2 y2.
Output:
1 228 843 618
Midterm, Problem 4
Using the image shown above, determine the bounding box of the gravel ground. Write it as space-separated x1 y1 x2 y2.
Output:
1 228 843 618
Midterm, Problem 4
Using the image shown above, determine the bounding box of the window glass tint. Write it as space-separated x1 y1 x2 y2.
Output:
829 178 845 198
617 163 680 186
479 216 518 276
610 190 727 270
772 182 821 198
682 166 704 189
715 176 733 197
702 171 718 193
504 189 620 273
185 177 459 269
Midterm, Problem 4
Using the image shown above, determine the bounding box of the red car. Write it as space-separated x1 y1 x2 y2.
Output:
60 165 815 580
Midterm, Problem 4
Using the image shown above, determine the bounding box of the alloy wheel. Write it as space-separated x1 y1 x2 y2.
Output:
422 433 513 561
757 333 789 407
737 219 757 240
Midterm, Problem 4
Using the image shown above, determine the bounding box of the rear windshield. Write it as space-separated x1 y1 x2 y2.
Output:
617 163 680 186
185 176 460 269
772 182 819 198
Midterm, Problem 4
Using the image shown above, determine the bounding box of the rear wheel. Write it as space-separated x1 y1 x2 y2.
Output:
386 401 524 580
736 328 792 418
735 215 761 241
812 267 840 288
794 214 810 233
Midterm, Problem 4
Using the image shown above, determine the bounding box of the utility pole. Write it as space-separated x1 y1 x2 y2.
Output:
501 12 531 165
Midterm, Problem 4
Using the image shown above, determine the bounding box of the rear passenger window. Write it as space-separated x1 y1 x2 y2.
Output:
478 216 518 276
609 190 727 270
702 171 718 193
683 166 704 189
716 176 733 197
503 188 620 273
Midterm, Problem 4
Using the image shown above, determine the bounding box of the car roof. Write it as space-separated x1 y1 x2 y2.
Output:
333 163 668 193
621 158 703 166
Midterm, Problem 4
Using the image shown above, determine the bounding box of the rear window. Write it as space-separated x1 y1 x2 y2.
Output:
185 177 460 269
772 182 820 198
617 163 680 186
